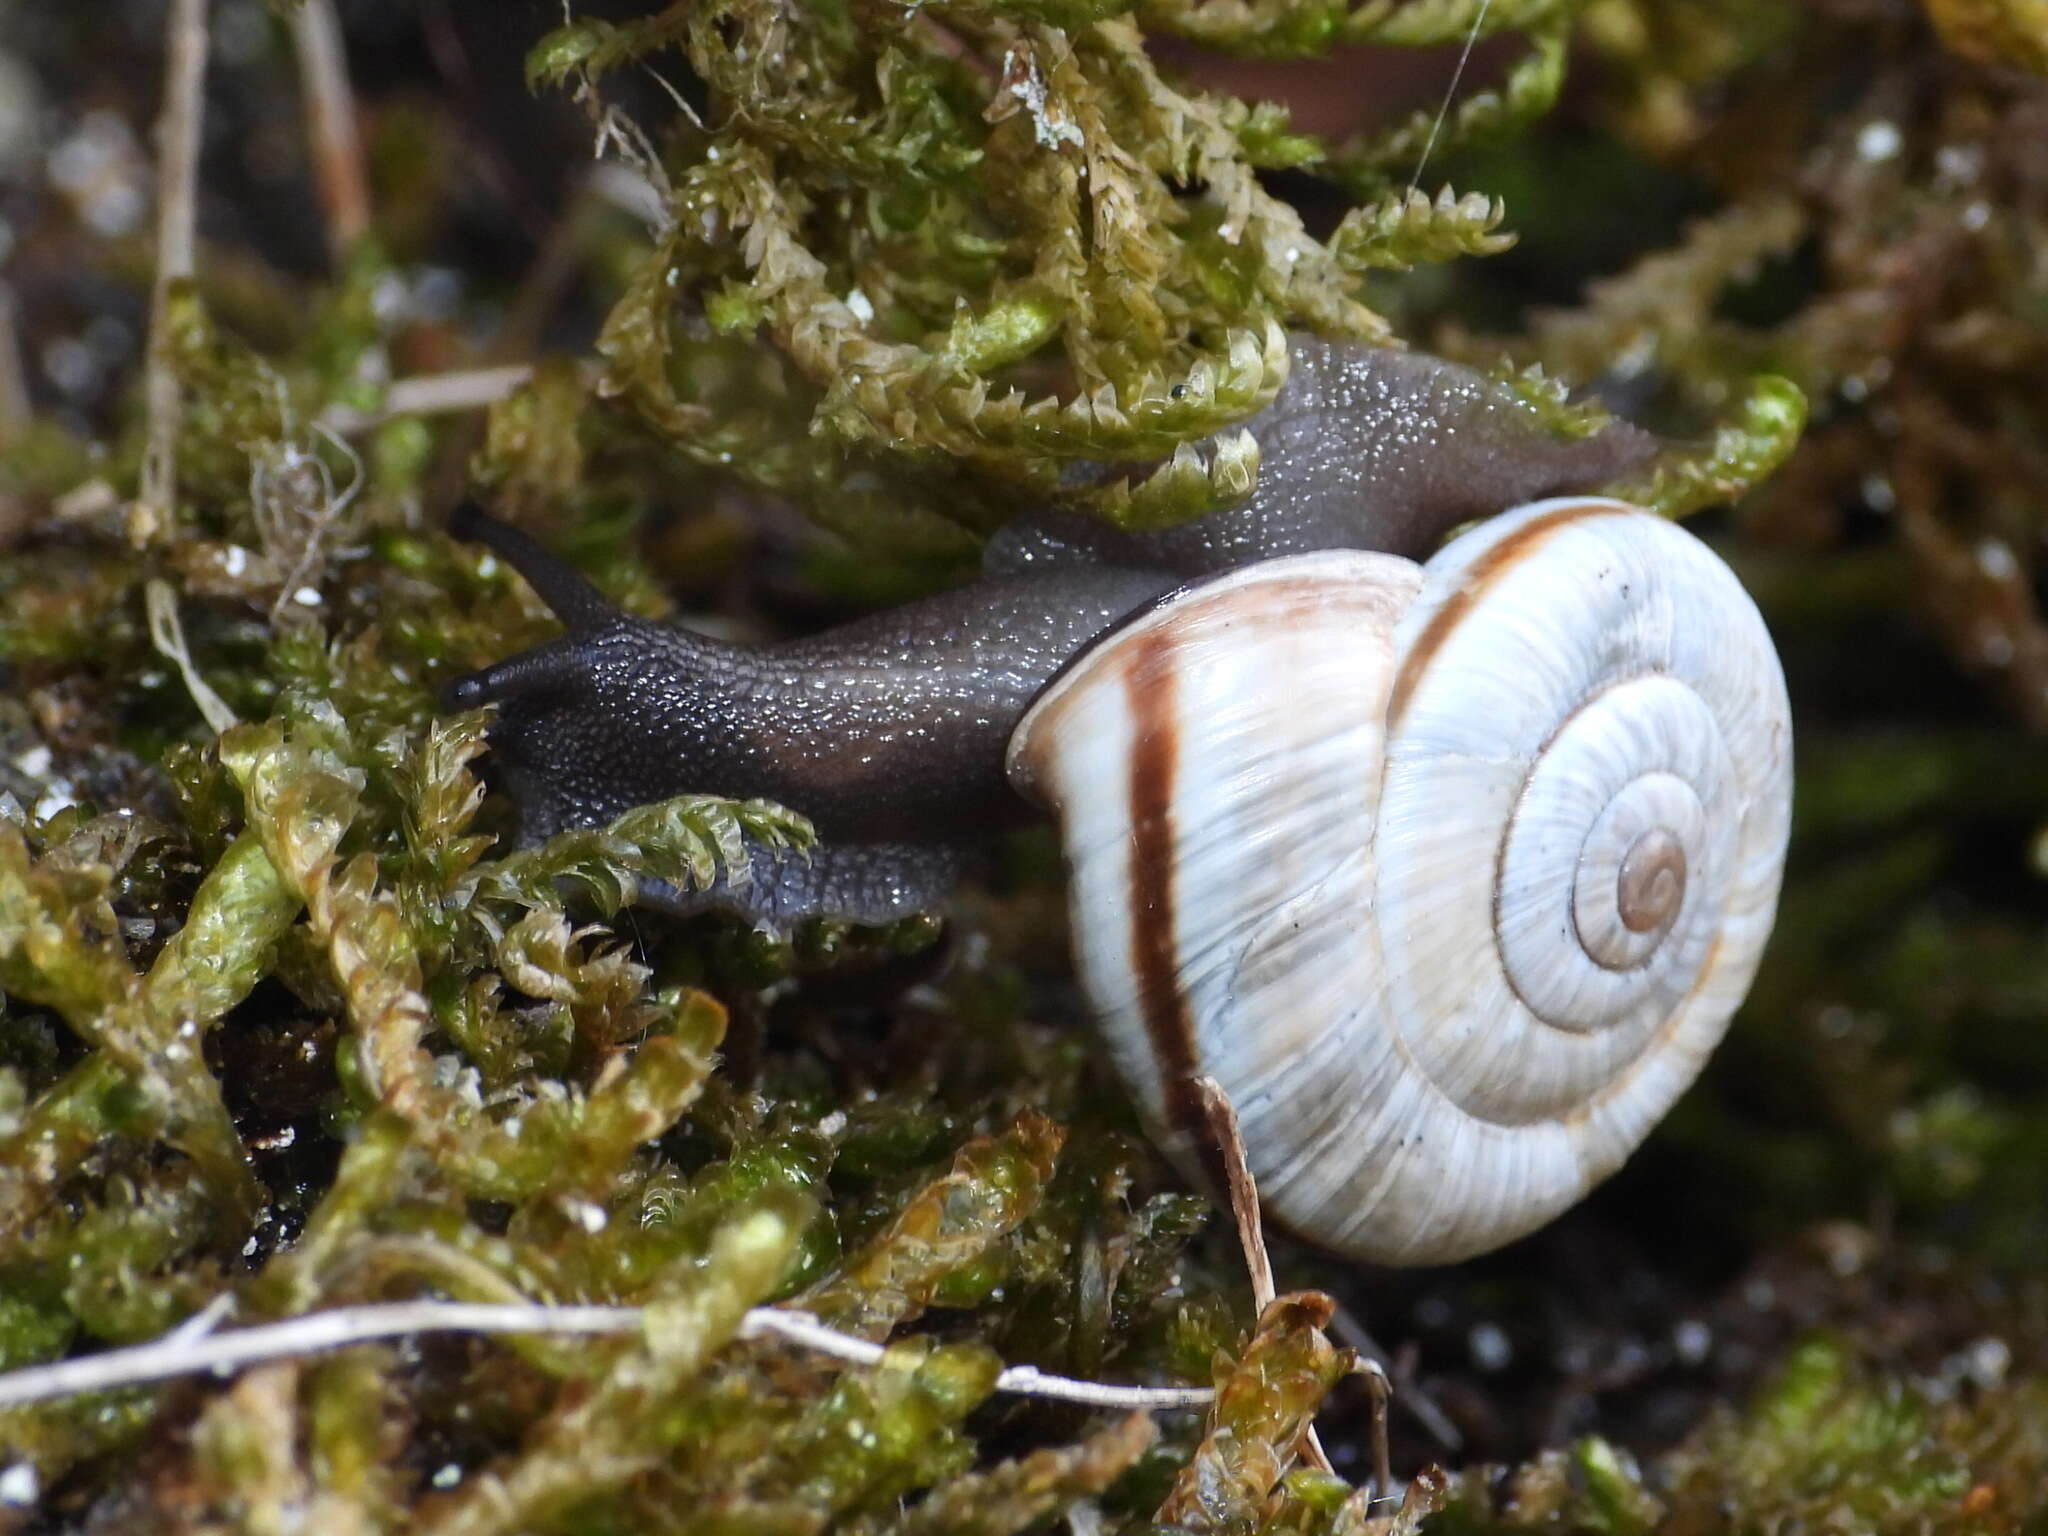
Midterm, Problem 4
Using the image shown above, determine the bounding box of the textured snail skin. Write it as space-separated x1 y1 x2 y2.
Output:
1006 499 1793 1264
444 505 1168 922
445 337 1653 925
987 338 1656 577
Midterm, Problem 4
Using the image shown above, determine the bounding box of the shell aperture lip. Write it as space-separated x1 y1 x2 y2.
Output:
1006 549 1424 1211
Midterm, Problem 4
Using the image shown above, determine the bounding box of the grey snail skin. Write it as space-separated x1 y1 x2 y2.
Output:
445 335 1795 1266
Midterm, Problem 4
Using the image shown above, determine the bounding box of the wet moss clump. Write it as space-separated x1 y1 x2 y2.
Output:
1 0 2047 1531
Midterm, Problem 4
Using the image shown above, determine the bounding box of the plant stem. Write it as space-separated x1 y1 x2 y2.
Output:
290 0 371 262
132 0 209 547
0 1300 1217 1413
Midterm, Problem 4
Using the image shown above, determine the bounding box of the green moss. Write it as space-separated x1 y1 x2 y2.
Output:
1420 1340 2048 1536
1155 1293 1348 1535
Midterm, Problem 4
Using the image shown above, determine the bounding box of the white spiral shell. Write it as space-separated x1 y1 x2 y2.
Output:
1005 498 1793 1265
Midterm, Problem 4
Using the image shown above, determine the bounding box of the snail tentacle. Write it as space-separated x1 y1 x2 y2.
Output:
447 498 616 632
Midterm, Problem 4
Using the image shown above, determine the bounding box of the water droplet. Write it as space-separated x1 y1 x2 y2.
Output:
1856 121 1902 162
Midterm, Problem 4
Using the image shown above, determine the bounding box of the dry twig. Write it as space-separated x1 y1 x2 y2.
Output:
0 1300 1216 1413
321 364 539 435
144 577 240 734
0 281 28 451
1196 1075 1277 1314
290 0 371 261
1197 1074 1393 1486
132 0 209 547
1330 1299 1464 1452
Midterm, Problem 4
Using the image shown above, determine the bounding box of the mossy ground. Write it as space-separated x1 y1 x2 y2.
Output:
1 2 2047 1532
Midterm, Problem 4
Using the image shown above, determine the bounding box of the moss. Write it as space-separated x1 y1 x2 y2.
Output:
1424 1339 2048 1536
1154 1293 1349 1535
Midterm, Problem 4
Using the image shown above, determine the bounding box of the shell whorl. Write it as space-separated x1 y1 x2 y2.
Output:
1007 498 1793 1266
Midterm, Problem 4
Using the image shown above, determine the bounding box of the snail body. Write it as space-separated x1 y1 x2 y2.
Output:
445 337 1793 1265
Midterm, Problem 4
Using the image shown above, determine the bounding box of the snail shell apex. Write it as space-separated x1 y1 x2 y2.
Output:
1007 498 1793 1266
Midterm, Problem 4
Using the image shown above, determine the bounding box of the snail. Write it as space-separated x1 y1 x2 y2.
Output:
444 336 1793 1265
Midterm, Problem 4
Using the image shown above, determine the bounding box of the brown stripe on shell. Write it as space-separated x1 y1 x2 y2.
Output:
1119 627 1228 1190
1387 500 1632 730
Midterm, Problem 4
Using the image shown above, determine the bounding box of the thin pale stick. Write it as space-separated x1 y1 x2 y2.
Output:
1299 1420 1337 1477
1195 1074 1336 1475
1330 1299 1463 1451
1406 0 1495 200
162 1293 237 1347
0 1301 1214 1413
134 0 210 547
987 1364 1209 1410
320 365 538 435
0 1303 636 1408
589 162 669 229
145 578 240 733
1361 1359 1395 1508
290 0 370 261
1195 1074 1275 1312
738 1311 1214 1408
0 283 28 450
0 284 27 549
